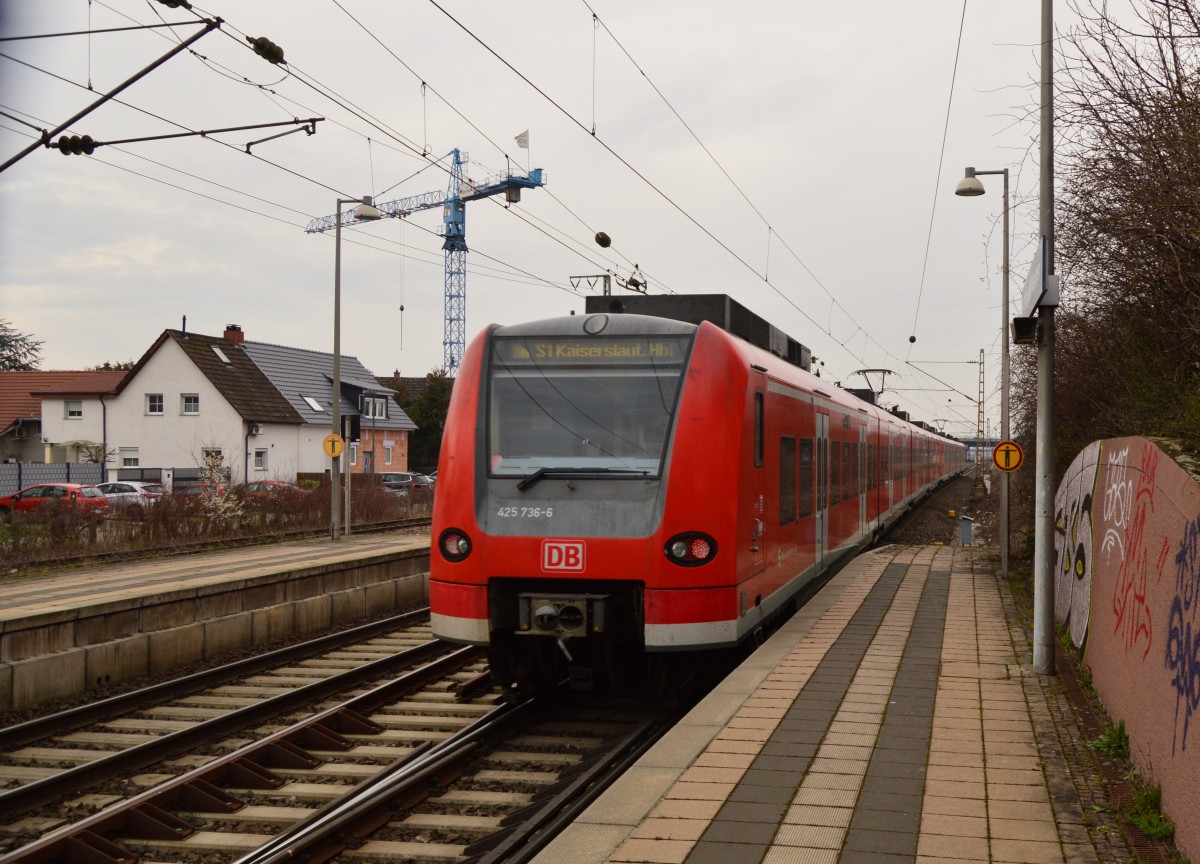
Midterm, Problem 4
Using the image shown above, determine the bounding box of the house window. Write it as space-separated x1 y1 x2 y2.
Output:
349 443 358 466
202 447 222 462
254 449 268 470
120 448 139 467
182 394 200 415
66 400 83 419
362 396 388 419
302 395 324 412
384 445 393 465
211 345 232 365
147 393 164 415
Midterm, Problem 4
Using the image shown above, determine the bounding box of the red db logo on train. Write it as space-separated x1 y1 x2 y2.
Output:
542 539 586 572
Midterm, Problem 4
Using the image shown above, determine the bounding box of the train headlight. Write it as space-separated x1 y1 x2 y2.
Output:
664 532 718 566
438 528 472 562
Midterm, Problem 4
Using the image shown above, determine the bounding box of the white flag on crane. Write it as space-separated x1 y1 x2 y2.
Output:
515 130 529 149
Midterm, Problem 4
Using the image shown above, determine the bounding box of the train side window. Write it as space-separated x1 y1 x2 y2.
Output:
799 438 813 517
830 440 841 506
779 436 797 524
754 392 764 468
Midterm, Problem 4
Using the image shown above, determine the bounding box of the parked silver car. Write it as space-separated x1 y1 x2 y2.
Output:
96 481 165 518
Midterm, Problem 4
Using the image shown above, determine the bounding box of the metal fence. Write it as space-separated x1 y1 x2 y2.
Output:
0 462 104 496
1 464 232 495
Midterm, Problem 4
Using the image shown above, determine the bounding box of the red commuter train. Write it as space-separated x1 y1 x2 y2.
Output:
430 301 965 693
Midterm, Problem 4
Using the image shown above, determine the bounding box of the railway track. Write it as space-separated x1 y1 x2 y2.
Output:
5 515 432 574
0 634 683 864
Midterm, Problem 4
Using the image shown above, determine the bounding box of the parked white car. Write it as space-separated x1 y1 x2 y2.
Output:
96 481 165 518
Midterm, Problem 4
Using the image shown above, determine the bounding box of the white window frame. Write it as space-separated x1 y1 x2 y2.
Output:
146 393 164 415
384 444 393 466
302 395 324 412
120 447 139 467
181 394 200 415
350 443 358 466
254 448 268 470
65 400 83 419
361 395 389 419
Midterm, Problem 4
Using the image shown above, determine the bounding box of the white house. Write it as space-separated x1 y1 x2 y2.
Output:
45 325 415 485
3 370 127 464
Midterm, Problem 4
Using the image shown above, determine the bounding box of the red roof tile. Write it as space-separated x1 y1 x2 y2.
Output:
0 370 126 433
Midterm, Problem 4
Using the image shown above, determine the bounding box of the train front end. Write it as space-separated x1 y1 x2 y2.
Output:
431 312 738 692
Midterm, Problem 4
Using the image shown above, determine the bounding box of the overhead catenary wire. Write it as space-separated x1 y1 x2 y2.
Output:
5 2 986 426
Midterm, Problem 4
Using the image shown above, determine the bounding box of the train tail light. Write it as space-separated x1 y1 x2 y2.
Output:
438 528 472 562
665 532 718 566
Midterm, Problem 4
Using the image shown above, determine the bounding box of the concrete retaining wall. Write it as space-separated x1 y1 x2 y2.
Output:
0 549 430 713
1054 436 1199 861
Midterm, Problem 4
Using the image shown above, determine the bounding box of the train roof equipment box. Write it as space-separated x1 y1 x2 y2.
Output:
584 293 811 371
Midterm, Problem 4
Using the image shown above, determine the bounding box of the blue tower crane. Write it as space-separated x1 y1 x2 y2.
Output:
305 149 546 373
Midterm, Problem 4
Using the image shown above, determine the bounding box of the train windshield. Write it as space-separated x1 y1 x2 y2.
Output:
488 334 691 478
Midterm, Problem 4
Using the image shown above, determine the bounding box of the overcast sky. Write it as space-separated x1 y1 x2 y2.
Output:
1 0 1059 439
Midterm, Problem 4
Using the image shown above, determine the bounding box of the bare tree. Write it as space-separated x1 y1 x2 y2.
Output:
1012 0 1200 471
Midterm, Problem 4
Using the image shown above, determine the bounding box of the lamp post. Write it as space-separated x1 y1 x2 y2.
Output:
331 196 382 540
955 166 1010 580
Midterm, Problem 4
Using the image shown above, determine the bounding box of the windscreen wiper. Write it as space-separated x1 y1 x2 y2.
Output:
516 466 650 491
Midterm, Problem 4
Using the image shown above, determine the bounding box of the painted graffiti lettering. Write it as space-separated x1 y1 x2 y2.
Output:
1168 515 1200 754
1110 444 1157 658
1054 441 1101 650
1101 446 1132 560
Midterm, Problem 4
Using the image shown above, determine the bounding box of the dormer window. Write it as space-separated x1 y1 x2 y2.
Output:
361 396 388 419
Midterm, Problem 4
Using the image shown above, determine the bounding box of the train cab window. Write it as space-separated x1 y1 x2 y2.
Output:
779 436 797 524
754 392 764 468
830 441 841 505
799 438 814 517
486 334 692 477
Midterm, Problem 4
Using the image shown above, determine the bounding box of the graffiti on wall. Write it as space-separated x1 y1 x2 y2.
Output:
1105 444 1162 659
1168 515 1200 754
1055 441 1102 650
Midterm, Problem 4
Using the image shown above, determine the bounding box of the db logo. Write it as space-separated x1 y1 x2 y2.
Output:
542 539 586 572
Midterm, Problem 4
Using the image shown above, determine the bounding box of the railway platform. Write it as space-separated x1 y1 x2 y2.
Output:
535 543 1129 864
0 532 430 712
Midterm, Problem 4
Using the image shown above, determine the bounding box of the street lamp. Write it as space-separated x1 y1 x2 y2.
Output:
331 196 382 540
955 166 1011 579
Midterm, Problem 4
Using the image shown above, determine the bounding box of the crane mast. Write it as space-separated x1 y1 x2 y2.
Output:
306 148 546 373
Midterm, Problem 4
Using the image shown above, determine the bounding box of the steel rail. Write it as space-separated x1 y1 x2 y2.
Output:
0 637 467 818
7 516 432 572
234 693 542 864
0 645 486 864
0 607 431 750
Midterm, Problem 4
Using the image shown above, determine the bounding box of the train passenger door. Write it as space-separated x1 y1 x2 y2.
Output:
887 430 895 511
858 424 867 536
816 412 829 566
750 375 767 575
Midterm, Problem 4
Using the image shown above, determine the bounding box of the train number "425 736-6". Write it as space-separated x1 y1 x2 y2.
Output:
496 507 555 518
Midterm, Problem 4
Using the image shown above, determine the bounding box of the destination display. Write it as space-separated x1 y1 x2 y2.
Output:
494 337 688 365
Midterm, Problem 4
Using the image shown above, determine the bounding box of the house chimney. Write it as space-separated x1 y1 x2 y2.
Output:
224 324 244 345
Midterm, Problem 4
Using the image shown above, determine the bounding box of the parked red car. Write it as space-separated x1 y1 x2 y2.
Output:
237 480 309 506
0 483 110 522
